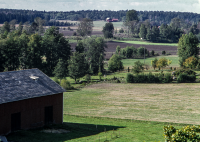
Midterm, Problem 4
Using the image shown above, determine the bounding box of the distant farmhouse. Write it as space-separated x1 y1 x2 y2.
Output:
106 17 118 22
0 69 66 135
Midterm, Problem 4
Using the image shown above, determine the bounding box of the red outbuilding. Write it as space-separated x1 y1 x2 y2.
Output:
0 69 66 135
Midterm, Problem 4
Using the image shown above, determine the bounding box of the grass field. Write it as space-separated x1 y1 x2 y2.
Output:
114 40 178 46
122 55 179 68
64 83 200 125
8 82 200 142
7 115 188 142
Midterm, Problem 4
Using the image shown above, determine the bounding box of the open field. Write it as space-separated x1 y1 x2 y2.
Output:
122 55 179 68
70 41 178 59
114 40 178 46
64 83 200 125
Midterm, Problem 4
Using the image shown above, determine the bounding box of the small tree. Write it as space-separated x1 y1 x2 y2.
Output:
183 56 198 69
156 58 169 70
151 58 158 70
98 72 103 81
132 61 144 74
108 54 123 72
119 28 124 33
137 46 147 57
162 50 166 55
85 74 91 83
115 45 121 55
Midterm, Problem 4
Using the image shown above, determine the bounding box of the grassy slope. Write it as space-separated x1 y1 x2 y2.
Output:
113 40 178 46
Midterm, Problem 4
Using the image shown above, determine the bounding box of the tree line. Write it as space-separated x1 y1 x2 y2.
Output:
0 21 107 82
1 8 200 26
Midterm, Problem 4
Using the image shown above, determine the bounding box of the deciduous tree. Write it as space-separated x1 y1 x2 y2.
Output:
108 54 123 72
177 33 199 66
77 18 93 36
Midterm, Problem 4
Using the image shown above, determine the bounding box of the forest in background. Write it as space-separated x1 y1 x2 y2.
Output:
0 8 200 26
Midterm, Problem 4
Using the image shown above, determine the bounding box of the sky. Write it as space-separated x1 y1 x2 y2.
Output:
0 0 200 13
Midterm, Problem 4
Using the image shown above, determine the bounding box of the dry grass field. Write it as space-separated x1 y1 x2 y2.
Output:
64 83 200 125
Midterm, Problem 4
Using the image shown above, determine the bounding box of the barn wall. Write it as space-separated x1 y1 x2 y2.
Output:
0 93 63 135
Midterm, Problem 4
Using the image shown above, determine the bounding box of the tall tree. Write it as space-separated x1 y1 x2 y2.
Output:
68 52 89 83
1 21 10 34
42 26 71 76
139 24 147 39
27 33 43 69
2 33 20 71
126 9 139 22
77 18 93 36
53 59 68 82
177 33 199 66
102 22 114 38
18 32 30 69
83 37 107 74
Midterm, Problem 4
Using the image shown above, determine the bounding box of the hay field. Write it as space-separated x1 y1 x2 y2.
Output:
64 83 200 125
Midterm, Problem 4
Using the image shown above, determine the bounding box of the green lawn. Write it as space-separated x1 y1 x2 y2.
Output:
7 115 187 142
113 40 178 46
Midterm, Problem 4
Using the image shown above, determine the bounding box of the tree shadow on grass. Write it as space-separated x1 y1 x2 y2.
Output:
7 122 125 142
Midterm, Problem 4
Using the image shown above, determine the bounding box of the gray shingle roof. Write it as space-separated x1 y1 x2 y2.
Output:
0 69 66 104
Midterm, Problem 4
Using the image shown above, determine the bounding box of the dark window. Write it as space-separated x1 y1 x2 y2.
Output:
11 112 21 132
45 106 53 124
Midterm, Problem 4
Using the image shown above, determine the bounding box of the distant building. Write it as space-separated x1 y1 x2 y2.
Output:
106 18 118 22
0 69 66 135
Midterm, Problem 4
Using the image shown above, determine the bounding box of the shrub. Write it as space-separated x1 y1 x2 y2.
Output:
85 74 91 83
163 73 172 83
53 77 60 85
174 68 196 76
119 28 124 33
162 50 166 55
60 79 74 90
183 56 198 69
132 61 144 74
126 73 134 83
151 50 155 56
177 73 196 83
98 72 103 80
73 32 77 36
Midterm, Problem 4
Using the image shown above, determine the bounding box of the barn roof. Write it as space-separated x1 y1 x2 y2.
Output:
0 69 66 104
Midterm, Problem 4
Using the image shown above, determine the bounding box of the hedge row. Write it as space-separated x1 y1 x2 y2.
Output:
126 73 172 83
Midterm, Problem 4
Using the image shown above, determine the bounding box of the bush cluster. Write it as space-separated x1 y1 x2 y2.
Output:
177 73 196 83
174 68 196 76
126 72 172 83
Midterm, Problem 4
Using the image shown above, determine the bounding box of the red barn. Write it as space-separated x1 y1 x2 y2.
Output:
0 69 66 135
112 19 118 22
